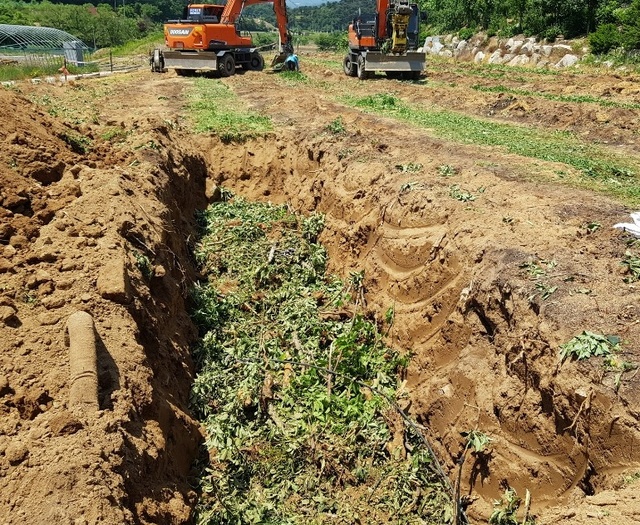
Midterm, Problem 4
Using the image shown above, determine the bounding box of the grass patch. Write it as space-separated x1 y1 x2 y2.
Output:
0 61 99 82
344 92 640 205
187 78 272 141
325 116 346 134
93 31 164 58
472 84 640 110
101 126 129 142
59 131 92 154
191 192 453 525
276 70 311 84
305 56 342 69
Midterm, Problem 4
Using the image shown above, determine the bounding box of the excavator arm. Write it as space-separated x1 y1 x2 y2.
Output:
219 0 292 55
273 0 293 55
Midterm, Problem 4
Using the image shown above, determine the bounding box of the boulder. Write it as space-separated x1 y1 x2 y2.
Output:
508 55 530 66
456 40 468 52
556 54 579 68
510 40 524 53
427 41 444 55
553 43 573 54
97 254 131 304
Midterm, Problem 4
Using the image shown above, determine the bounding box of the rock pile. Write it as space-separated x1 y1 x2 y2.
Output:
423 34 587 68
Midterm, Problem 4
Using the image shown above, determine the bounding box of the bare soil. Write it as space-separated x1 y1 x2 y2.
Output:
1 51 640 524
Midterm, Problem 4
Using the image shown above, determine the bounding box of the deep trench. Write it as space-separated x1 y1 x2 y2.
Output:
138 129 640 523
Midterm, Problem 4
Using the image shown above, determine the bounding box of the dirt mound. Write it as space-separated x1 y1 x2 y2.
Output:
0 84 205 524
0 89 79 247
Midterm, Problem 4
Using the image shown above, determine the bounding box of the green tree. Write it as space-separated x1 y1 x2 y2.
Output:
0 2 33 25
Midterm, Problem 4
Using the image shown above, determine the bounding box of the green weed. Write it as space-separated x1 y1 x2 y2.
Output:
472 84 640 110
60 131 92 154
490 488 534 525
133 251 154 280
462 430 492 453
90 31 163 59
621 251 640 282
623 471 640 485
520 259 556 278
560 331 620 361
101 127 128 142
0 61 99 82
604 354 637 391
190 192 452 524
438 164 458 177
446 61 562 78
534 282 558 300
326 116 346 134
337 147 353 160
21 289 39 306
187 79 272 141
585 221 601 234
277 70 310 84
396 162 423 173
449 184 476 202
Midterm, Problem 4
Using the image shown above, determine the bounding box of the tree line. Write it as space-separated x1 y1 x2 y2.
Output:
0 1 185 47
423 0 640 52
294 0 640 53
1 0 639 53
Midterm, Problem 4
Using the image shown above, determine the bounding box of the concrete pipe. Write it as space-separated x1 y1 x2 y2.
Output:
66 311 99 412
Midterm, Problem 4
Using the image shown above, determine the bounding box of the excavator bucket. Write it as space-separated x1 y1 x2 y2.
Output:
271 39 295 71
271 51 289 70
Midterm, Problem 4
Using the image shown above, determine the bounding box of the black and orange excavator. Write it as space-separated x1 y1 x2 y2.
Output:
151 1 293 77
343 0 425 80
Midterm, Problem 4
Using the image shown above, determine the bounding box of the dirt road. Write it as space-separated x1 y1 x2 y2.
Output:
1 51 640 524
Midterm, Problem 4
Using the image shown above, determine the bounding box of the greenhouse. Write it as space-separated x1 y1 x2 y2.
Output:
0 24 89 64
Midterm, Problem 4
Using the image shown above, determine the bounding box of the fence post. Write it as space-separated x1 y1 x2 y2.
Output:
110 49 113 72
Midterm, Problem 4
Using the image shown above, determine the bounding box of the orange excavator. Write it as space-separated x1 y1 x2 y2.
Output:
151 1 293 76
344 0 425 80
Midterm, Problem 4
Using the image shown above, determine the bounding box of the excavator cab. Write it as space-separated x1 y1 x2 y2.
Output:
180 4 223 22
349 14 377 49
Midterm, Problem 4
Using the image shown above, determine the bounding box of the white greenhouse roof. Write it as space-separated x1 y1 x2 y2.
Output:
0 24 88 50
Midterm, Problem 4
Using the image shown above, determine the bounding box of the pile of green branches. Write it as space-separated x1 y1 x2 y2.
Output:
191 190 453 524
